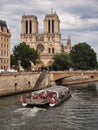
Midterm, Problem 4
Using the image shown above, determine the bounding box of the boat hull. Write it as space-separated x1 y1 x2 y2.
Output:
23 102 50 108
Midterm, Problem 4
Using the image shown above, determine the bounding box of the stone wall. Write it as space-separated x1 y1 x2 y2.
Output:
1 71 98 97
0 72 50 97
61 75 98 85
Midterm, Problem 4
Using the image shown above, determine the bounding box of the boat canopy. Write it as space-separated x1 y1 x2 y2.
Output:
32 86 69 96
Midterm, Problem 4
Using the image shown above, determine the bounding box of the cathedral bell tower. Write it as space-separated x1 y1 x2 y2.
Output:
21 15 38 48
43 12 61 56
44 12 60 34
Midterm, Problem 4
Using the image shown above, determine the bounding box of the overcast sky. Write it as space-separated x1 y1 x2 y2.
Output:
0 0 98 56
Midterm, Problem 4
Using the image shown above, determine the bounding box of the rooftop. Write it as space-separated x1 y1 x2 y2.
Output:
0 20 7 28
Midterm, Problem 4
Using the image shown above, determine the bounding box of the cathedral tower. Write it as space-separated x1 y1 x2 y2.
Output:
44 13 60 34
21 15 38 48
43 12 61 55
21 15 38 34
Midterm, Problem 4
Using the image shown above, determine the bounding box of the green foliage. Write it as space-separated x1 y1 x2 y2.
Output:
97 62 98 69
11 42 39 71
50 53 72 70
11 54 17 66
71 42 97 70
10 54 18 70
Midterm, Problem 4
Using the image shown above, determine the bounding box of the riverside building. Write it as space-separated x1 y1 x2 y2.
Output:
20 11 71 68
0 20 11 70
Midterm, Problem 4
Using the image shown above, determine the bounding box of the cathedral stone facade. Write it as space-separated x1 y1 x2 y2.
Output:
0 20 11 70
20 12 71 68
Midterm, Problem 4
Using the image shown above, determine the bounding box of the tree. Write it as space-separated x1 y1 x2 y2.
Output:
50 53 72 71
11 42 39 71
71 42 97 70
10 54 18 70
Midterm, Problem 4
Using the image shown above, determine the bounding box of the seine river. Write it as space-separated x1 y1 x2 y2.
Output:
0 82 98 130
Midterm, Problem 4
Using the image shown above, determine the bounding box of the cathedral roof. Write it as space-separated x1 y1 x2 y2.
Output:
45 13 59 19
22 15 37 20
0 20 7 28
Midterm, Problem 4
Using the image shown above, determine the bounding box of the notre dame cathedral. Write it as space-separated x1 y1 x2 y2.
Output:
20 11 71 68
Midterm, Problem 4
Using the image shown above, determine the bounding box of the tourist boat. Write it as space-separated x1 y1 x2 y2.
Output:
20 86 71 108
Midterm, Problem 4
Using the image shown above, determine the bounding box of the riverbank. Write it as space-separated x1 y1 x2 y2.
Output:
0 71 98 97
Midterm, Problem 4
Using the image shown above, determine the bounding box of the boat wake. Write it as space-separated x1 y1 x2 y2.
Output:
6 107 46 128
13 107 45 118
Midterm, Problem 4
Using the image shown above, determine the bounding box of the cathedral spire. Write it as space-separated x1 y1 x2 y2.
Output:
51 8 53 14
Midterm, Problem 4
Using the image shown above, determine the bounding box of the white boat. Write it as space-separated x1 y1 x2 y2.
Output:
20 86 71 108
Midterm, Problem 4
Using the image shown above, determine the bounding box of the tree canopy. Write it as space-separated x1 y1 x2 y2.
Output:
70 42 97 70
50 53 72 71
11 42 39 71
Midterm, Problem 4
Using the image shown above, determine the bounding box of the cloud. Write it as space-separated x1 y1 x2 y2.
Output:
0 0 98 57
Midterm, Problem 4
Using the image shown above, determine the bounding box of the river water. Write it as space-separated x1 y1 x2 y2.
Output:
0 82 98 130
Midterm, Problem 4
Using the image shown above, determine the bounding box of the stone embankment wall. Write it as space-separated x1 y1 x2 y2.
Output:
0 71 98 97
62 75 98 85
0 72 50 97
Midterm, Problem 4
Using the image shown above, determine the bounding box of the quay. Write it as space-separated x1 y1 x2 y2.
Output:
0 70 98 97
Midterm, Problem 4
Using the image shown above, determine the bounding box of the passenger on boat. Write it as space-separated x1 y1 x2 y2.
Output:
37 95 40 101
40 92 47 99
59 94 64 99
20 95 24 103
47 94 50 101
33 93 38 99
26 94 31 98
50 97 56 104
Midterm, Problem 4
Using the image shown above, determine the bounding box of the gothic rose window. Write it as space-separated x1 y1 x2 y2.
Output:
37 44 44 53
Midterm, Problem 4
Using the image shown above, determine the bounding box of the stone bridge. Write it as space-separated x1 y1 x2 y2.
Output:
49 71 98 85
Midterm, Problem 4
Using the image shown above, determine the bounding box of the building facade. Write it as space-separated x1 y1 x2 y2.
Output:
20 12 71 67
0 20 11 70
